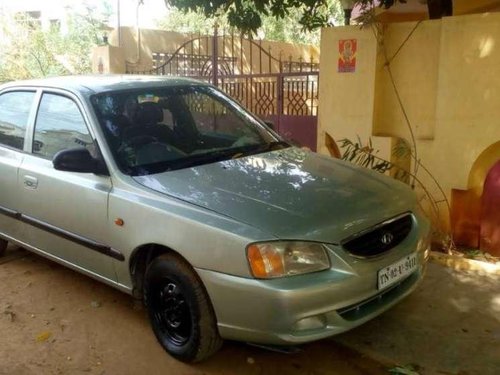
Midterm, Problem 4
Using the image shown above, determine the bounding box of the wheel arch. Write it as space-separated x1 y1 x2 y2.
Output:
129 243 190 300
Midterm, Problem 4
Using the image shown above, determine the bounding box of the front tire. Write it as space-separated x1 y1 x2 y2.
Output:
0 239 7 257
144 253 222 363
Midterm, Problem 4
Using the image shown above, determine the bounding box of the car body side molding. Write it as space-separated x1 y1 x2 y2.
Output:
0 204 124 261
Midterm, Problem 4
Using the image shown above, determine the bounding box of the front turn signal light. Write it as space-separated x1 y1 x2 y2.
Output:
247 241 330 279
247 243 285 278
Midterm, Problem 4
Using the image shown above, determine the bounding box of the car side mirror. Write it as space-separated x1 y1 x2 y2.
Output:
53 147 108 175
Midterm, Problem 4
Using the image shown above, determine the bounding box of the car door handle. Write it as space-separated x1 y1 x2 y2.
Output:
23 175 38 189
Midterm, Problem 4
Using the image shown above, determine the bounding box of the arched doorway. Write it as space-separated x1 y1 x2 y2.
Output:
451 142 500 250
480 160 500 256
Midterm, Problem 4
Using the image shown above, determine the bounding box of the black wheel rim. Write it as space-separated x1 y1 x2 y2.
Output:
150 278 192 346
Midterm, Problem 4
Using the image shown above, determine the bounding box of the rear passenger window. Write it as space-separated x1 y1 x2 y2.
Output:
0 91 35 150
33 93 92 159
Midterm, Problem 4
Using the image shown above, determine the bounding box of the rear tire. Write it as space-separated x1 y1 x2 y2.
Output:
144 253 222 363
0 239 7 257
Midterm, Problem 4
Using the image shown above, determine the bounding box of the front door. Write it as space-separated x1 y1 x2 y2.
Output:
18 91 116 281
0 90 36 241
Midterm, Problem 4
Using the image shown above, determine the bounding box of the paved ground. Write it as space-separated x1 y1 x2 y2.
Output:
0 245 498 375
335 261 500 375
0 245 388 375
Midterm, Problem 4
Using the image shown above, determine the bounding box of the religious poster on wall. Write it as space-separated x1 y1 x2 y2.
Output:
338 39 357 73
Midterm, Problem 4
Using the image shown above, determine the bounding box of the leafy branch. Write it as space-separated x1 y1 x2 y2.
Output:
337 136 454 252
0 1 111 83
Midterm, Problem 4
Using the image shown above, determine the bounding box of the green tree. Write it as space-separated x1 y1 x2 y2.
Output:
0 1 111 83
58 2 112 73
158 2 343 45
259 2 342 45
164 0 341 34
0 15 62 81
163 0 453 33
157 8 221 35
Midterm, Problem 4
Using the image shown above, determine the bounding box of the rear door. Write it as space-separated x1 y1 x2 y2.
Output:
0 90 37 242
18 89 117 281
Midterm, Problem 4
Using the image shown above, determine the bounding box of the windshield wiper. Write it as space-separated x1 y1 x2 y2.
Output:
128 141 291 175
264 140 290 151
134 148 241 175
232 140 290 159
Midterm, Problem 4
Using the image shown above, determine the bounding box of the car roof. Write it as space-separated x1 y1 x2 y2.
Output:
0 75 209 95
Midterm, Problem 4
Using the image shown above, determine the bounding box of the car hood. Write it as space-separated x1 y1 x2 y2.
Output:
134 148 416 243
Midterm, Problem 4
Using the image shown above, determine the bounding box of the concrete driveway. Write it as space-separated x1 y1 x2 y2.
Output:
0 245 387 375
335 259 500 375
0 245 498 375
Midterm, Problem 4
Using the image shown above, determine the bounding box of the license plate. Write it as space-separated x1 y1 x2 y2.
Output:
377 253 418 290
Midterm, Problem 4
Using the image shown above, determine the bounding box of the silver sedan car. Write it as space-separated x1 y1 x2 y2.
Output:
0 76 430 362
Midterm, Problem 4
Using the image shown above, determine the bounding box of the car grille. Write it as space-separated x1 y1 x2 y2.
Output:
342 214 413 257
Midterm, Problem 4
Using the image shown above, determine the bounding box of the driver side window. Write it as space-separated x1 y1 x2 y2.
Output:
33 93 92 160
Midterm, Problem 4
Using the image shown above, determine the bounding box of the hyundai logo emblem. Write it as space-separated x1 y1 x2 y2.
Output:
381 232 394 245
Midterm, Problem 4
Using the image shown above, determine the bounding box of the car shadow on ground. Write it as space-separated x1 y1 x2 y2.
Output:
0 246 388 375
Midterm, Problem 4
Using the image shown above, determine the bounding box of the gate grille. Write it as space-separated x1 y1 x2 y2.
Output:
126 28 319 150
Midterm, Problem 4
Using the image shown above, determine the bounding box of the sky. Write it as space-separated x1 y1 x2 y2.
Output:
109 0 170 28
0 0 170 29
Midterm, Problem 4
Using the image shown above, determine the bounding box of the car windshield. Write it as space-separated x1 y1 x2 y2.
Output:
91 85 288 176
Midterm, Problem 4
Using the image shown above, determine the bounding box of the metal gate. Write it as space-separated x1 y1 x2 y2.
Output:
126 28 319 150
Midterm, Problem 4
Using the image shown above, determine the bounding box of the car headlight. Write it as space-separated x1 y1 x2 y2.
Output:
246 241 330 279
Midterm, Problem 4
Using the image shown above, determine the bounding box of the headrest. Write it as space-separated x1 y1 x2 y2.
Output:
133 102 163 126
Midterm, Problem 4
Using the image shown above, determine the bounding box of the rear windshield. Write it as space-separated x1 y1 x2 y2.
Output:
91 85 287 176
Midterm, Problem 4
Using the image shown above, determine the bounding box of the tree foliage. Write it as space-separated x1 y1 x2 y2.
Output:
0 2 111 83
164 0 342 34
157 8 220 36
159 1 342 45
164 0 453 33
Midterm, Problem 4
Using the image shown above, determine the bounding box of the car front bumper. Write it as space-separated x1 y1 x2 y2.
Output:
196 249 427 345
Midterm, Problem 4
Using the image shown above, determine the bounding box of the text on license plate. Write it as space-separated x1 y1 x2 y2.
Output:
377 253 418 290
